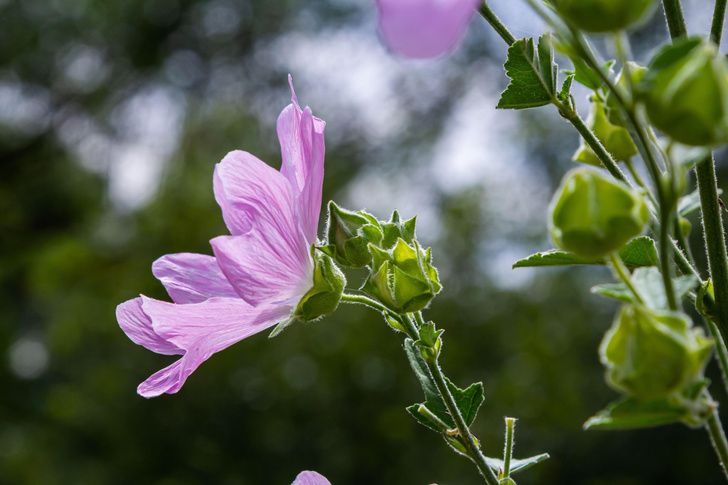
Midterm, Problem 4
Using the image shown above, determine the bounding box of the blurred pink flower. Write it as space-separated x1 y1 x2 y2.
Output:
116 77 325 398
291 471 332 485
375 0 481 59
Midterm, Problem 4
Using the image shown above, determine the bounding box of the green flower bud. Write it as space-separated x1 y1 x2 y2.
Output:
294 250 346 321
573 98 638 166
679 216 692 238
605 62 648 128
640 37 728 147
600 305 713 400
551 0 657 33
379 210 417 250
324 201 383 268
549 168 649 258
362 238 441 313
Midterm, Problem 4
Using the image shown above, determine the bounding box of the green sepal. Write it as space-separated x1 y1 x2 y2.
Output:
600 304 714 401
573 98 637 166
639 37 728 147
379 210 416 249
497 34 558 110
549 168 649 258
325 201 383 268
591 267 698 309
293 250 346 322
414 321 444 363
362 239 441 313
513 236 658 270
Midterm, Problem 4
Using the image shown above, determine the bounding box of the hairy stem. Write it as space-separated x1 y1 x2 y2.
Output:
479 1 516 46
662 0 688 38
712 0 728 44
503 417 516 478
707 406 728 481
696 156 728 341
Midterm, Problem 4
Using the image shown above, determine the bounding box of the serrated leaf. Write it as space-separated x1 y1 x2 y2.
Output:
404 339 484 430
485 454 551 475
558 74 574 103
584 397 688 429
497 35 558 110
617 236 659 267
513 237 658 270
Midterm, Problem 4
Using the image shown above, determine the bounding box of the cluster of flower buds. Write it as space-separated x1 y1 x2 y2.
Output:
324 202 441 314
600 305 713 414
549 168 649 258
550 0 657 33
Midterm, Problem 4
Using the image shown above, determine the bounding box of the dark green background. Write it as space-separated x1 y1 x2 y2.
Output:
2 0 727 483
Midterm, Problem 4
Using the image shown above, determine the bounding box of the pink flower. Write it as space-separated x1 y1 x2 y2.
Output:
375 0 481 59
291 471 331 485
116 77 325 398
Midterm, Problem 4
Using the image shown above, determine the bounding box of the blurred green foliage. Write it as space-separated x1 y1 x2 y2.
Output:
1 0 727 484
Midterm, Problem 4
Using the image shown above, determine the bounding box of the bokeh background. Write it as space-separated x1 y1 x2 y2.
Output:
3 0 728 483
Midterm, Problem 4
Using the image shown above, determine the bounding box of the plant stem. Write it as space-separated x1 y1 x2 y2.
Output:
424 344 501 485
707 317 728 395
707 405 728 481
662 0 688 38
609 252 645 303
479 1 516 46
503 418 516 478
696 156 728 341
341 296 499 484
712 0 728 44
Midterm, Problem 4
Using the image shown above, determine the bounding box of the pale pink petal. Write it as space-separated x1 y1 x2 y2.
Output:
292 471 332 485
116 298 183 355
211 230 313 306
277 77 326 244
136 297 292 398
213 150 298 238
376 0 480 59
152 253 239 304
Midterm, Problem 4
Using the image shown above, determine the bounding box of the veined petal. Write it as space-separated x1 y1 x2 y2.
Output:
116 298 183 355
213 150 298 240
136 297 291 398
376 0 480 59
292 471 332 485
278 77 326 244
211 230 313 306
152 253 239 304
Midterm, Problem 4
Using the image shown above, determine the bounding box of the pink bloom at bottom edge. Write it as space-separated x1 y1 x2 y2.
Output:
116 77 326 398
291 471 332 485
375 0 481 59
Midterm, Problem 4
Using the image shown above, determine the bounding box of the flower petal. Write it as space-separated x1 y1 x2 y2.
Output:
116 297 183 355
376 0 480 59
277 77 326 244
152 253 239 304
136 297 291 398
214 150 298 238
291 471 332 485
211 230 313 306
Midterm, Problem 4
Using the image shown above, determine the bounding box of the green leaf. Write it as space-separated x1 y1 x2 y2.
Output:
591 268 698 309
617 236 659 267
485 454 551 475
404 339 484 430
564 58 615 90
497 35 558 110
513 236 658 269
584 397 689 429
679 188 723 216
558 74 575 104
